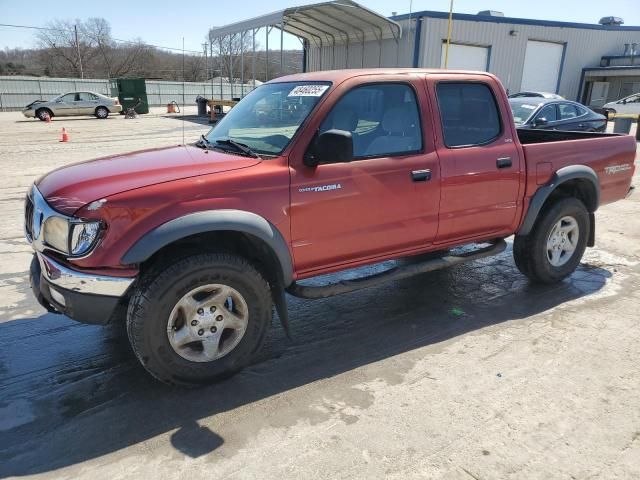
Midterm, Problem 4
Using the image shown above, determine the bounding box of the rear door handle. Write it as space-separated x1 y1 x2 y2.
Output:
411 169 432 182
496 157 512 169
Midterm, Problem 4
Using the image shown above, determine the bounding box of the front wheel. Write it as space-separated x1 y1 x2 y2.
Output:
127 253 272 386
36 108 52 121
95 106 109 119
513 197 589 284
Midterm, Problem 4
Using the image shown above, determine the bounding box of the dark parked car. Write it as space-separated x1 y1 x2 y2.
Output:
509 98 607 132
509 91 564 99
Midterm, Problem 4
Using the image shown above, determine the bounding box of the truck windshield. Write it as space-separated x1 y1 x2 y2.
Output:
204 81 331 156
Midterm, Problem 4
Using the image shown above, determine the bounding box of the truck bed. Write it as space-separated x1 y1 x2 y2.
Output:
519 128 636 207
517 128 622 145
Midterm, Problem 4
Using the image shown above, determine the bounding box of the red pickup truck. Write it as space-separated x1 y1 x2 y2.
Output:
26 69 636 385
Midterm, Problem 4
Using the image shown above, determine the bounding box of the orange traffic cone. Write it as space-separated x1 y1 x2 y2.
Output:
60 128 69 142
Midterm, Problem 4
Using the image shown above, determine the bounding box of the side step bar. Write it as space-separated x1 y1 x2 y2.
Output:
286 239 507 299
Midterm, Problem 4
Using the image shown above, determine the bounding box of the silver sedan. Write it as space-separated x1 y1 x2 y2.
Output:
23 92 123 120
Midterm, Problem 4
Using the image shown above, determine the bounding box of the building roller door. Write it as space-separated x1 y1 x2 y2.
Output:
521 40 564 93
440 43 489 71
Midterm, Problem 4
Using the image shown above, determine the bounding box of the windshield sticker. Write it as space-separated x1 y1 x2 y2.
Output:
288 85 329 97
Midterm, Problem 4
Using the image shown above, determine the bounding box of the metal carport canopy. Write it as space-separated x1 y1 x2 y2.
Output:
208 0 402 46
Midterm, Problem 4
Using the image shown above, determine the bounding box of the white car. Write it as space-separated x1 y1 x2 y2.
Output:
22 91 122 120
603 92 640 116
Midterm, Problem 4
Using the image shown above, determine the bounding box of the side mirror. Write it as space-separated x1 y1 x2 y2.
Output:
304 129 353 167
622 99 628 104
533 117 548 127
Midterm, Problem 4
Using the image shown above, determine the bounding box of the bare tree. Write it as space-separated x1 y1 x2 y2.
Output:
80 18 153 78
208 31 254 82
25 18 301 81
36 19 99 77
184 54 206 82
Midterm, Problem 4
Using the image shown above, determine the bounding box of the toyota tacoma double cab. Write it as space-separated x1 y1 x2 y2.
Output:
26 69 636 385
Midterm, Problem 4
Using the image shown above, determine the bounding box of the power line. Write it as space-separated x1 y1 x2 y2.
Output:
0 22 204 55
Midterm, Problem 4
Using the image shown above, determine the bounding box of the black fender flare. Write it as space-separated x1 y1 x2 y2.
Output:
121 210 294 286
517 165 600 236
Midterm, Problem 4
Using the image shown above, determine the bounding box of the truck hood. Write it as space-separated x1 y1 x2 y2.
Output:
36 145 260 215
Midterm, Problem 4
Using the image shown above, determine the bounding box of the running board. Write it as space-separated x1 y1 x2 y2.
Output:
286 239 507 299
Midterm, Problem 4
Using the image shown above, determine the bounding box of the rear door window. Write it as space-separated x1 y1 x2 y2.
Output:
537 104 558 122
558 103 579 120
436 82 501 147
575 105 588 116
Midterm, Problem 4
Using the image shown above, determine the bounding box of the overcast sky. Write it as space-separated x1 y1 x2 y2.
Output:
1 0 638 53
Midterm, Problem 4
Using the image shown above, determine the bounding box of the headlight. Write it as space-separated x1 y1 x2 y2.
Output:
42 216 69 252
42 217 101 256
70 221 101 256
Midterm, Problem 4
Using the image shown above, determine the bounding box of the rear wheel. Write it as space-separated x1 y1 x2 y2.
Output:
513 197 589 284
95 106 109 119
127 253 272 386
36 108 52 121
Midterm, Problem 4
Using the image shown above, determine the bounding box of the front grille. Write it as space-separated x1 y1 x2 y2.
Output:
25 194 34 241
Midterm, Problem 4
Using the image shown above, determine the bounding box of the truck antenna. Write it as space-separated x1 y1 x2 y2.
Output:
182 37 186 146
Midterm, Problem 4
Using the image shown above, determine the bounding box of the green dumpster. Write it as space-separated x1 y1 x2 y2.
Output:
109 78 149 114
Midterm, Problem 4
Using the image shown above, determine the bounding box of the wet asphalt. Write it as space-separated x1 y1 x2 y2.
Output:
0 245 613 476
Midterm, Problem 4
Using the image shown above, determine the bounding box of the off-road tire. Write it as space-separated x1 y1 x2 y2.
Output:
36 108 52 121
127 253 272 386
95 106 109 119
513 197 589 284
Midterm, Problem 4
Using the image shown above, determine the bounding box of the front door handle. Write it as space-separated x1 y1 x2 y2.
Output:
496 157 512 169
411 169 432 182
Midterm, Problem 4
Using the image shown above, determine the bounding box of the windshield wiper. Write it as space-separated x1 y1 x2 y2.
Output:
215 139 260 158
195 134 214 149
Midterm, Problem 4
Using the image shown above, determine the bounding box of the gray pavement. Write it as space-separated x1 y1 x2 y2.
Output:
0 110 639 479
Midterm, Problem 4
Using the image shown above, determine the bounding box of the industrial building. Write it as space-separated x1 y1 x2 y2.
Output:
209 0 640 107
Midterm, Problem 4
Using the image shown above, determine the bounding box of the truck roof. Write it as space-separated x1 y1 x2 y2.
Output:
269 68 496 84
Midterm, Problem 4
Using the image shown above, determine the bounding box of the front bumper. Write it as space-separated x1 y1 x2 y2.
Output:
30 253 135 325
22 109 35 118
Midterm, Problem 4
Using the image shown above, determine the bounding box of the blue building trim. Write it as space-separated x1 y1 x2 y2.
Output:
577 66 640 101
555 42 568 94
486 45 492 72
412 17 423 68
576 68 588 102
390 10 640 32
582 66 640 72
601 54 639 59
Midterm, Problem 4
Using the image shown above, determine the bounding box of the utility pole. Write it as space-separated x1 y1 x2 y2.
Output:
444 0 454 68
74 24 84 79
210 42 215 99
202 42 209 94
